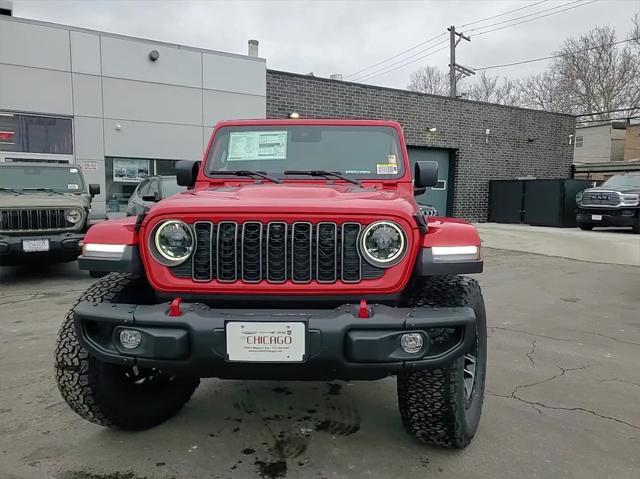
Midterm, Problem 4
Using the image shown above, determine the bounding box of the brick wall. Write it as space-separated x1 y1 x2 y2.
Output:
266 70 576 221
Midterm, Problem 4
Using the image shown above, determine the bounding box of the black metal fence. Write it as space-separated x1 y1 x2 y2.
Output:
488 179 594 227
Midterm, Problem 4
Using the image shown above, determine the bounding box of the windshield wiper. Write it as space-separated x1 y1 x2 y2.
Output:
21 187 64 195
211 170 282 184
0 187 21 194
283 170 361 186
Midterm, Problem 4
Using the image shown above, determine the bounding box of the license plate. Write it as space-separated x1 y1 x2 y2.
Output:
591 214 603 221
22 239 50 252
226 322 305 362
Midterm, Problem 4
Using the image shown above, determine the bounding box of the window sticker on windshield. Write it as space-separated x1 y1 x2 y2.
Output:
377 163 398 175
70 168 78 173
228 131 288 161
68 184 79 190
388 154 397 164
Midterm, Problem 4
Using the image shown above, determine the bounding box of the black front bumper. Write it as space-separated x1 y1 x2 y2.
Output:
577 208 639 227
0 232 84 264
74 301 476 380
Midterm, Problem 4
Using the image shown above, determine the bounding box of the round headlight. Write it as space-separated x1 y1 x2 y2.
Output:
360 221 406 267
65 208 83 224
153 220 194 264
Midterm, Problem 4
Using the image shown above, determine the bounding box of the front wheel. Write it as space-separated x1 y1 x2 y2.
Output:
54 273 199 430
578 223 594 231
397 276 487 449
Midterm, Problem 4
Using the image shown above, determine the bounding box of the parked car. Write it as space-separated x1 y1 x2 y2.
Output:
126 175 186 216
57 119 486 449
0 162 100 265
576 172 640 234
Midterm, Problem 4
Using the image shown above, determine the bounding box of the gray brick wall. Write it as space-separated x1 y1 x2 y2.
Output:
266 70 576 222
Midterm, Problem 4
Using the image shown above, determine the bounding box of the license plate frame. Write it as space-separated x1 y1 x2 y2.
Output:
226 321 306 363
591 214 603 221
22 239 50 252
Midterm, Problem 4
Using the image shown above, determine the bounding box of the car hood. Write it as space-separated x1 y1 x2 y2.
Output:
0 192 89 209
146 183 418 221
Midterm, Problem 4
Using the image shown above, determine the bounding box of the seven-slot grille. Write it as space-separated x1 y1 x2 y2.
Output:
172 221 384 284
0 208 79 232
581 191 620 207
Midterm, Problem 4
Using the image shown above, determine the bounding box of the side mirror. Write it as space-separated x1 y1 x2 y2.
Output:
414 161 439 188
142 192 161 202
176 160 200 187
89 184 100 196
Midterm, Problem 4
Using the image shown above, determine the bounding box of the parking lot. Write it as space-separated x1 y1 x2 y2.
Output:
1 248 639 479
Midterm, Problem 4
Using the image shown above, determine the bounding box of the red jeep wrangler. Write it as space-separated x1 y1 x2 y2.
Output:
56 119 486 448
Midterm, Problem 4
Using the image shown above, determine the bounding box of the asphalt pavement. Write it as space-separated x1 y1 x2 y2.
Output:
1 249 639 479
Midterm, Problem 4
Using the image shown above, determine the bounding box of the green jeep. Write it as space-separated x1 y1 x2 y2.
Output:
0 162 101 265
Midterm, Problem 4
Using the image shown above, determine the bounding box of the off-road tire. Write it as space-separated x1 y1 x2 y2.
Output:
578 223 594 231
397 276 487 449
55 273 200 430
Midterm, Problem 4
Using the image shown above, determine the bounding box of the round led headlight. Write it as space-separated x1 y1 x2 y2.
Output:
360 221 406 268
65 208 83 224
152 220 194 264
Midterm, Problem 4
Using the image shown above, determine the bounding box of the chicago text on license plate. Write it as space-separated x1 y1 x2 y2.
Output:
592 214 603 221
22 239 50 252
226 322 305 362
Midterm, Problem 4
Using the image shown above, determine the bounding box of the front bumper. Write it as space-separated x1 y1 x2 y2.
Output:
577 208 639 227
74 301 476 380
0 232 84 264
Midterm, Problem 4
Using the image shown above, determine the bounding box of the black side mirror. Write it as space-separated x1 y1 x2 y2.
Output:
414 161 439 188
89 184 100 196
142 191 161 202
176 160 200 187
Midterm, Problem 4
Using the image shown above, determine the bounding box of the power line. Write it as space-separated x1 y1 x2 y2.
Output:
473 0 599 36
344 0 576 81
344 33 446 79
473 37 639 71
466 0 586 33
577 107 640 117
356 45 449 83
459 0 550 28
351 39 449 82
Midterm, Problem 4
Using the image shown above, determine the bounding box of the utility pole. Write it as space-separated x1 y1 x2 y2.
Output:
448 25 474 98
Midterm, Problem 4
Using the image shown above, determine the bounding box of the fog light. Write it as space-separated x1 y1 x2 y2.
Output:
119 329 142 349
400 333 424 354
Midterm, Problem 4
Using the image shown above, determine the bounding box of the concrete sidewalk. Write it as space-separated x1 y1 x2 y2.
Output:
476 223 640 266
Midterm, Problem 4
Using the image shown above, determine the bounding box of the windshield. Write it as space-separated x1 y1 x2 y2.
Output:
206 125 404 180
161 178 185 196
0 165 85 193
601 175 640 189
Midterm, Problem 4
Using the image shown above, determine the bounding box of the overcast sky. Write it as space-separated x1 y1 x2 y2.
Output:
11 0 640 89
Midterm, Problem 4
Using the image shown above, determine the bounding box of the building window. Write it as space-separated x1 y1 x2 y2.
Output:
0 112 73 155
575 135 584 148
105 157 179 213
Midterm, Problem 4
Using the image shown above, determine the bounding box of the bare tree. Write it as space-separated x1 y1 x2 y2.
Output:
407 65 449 96
465 71 521 106
521 25 640 119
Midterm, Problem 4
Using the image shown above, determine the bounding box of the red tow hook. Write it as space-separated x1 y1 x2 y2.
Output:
169 297 183 317
358 299 370 319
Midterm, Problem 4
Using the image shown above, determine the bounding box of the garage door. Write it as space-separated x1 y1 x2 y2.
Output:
407 147 450 215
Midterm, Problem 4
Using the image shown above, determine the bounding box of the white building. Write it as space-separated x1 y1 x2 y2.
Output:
0 8 266 214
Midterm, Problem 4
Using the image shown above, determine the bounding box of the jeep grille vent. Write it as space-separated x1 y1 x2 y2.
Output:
0 208 80 232
170 221 385 284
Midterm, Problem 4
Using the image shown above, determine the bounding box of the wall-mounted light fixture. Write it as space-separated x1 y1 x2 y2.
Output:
485 128 491 144
148 50 160 62
289 112 301 119
427 127 437 133
568 134 574 145
115 124 122 131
